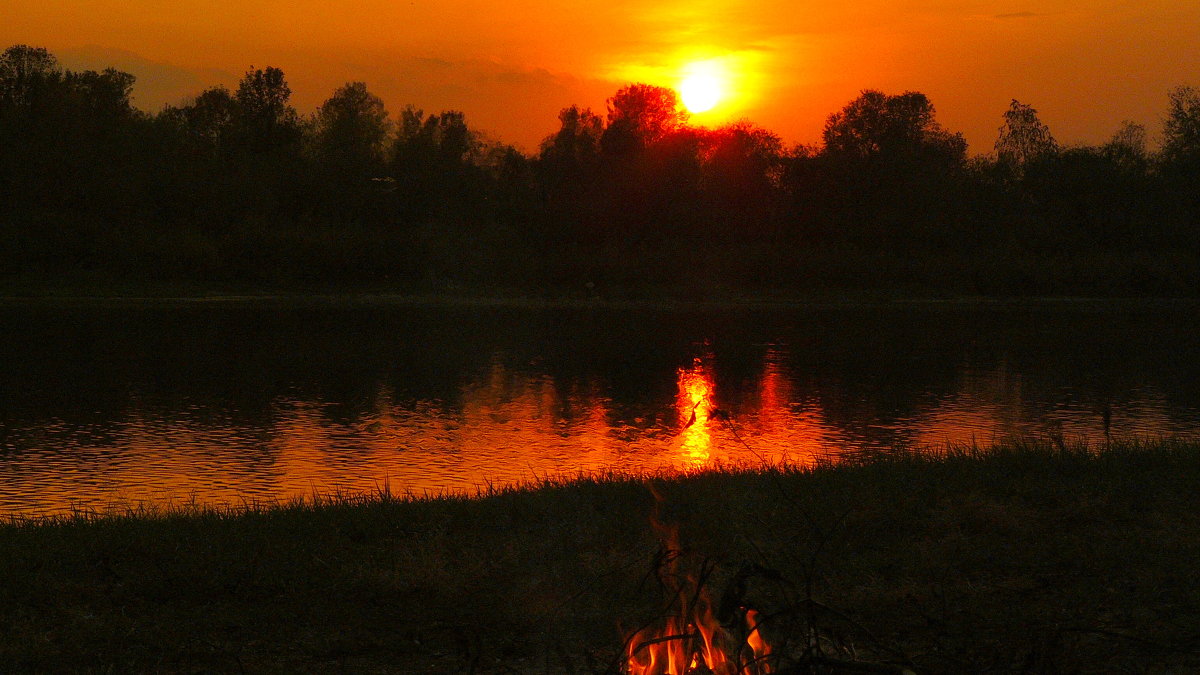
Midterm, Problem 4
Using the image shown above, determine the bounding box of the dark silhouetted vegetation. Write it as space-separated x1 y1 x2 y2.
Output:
2 44 1198 298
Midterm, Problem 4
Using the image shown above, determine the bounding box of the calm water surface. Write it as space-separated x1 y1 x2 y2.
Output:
2 299 1198 517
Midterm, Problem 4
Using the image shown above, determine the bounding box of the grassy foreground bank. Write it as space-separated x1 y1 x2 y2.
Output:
3 441 1199 673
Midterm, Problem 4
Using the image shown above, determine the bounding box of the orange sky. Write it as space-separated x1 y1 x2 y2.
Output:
4 0 1198 151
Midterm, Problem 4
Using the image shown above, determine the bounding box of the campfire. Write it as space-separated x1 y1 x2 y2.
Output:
624 592 773 674
622 500 775 674
618 376 915 675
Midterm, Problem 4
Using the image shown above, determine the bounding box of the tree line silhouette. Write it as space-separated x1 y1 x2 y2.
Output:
2 44 1198 296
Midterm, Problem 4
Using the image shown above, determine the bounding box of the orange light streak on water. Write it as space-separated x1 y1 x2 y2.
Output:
2 354 1194 518
747 349 852 467
675 359 716 466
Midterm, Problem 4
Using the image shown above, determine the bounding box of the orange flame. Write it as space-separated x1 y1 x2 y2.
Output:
626 488 772 674
625 580 773 675
746 609 772 666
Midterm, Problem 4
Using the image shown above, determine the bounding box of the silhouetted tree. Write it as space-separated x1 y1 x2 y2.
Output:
699 121 784 235
777 143 837 240
390 107 483 222
0 46 152 272
0 45 64 205
391 105 435 208
430 111 474 163
995 99 1057 169
394 108 475 166
165 86 238 157
816 90 968 243
2 43 1197 297
1022 146 1146 248
0 45 61 116
536 106 605 248
1162 86 1200 166
485 143 538 228
640 124 704 229
220 66 309 223
58 68 137 129
313 82 392 168
822 90 966 164
1101 120 1149 173
309 81 388 218
601 83 688 156
310 81 392 220
57 66 141 161
1159 85 1200 231
148 86 247 232
0 46 66 203
539 105 604 188
233 66 300 153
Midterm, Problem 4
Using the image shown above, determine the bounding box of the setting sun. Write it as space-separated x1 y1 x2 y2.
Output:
680 72 721 113
679 60 726 114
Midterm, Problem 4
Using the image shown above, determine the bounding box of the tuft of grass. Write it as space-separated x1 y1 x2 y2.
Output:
1 439 1198 672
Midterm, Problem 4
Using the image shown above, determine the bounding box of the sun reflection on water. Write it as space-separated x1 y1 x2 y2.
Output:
675 358 716 465
1 340 1197 518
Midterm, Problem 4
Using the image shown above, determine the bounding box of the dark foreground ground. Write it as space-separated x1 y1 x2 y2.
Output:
2 440 1199 673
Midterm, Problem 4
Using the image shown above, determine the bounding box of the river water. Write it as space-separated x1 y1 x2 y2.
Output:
1 299 1197 517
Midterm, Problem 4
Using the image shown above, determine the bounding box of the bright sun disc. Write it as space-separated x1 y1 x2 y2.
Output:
680 71 721 113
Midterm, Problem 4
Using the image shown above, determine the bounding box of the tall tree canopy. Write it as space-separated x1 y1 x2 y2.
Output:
0 44 61 114
995 99 1057 168
313 81 392 169
821 90 966 167
1162 85 1200 167
63 68 136 120
234 66 299 152
539 106 603 174
165 86 237 156
601 83 688 155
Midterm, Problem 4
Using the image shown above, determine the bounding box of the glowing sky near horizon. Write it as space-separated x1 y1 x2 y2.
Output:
3 0 1198 151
